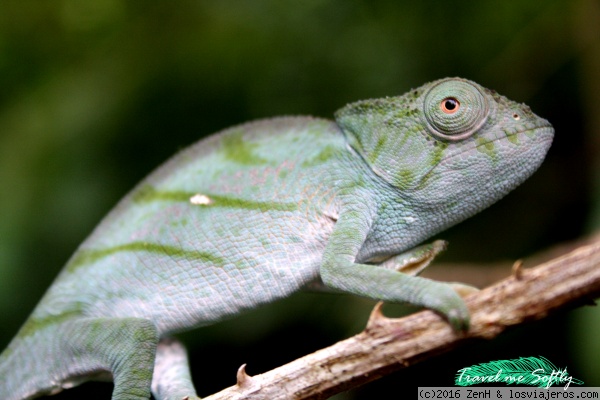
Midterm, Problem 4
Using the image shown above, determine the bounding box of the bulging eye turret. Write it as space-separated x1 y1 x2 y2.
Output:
423 79 491 141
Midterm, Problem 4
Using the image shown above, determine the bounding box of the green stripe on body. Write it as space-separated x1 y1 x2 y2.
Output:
17 309 83 341
132 185 298 212
67 241 228 273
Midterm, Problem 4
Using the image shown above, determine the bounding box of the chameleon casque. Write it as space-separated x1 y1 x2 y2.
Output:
0 78 554 399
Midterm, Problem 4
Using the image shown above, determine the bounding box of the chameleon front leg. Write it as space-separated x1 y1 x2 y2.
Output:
152 338 200 400
320 204 470 331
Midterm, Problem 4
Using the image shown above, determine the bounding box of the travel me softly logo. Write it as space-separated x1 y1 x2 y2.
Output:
455 356 583 389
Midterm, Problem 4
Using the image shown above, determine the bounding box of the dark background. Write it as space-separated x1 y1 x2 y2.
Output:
0 1 599 398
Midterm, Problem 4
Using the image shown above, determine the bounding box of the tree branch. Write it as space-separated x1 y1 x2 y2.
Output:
203 236 600 400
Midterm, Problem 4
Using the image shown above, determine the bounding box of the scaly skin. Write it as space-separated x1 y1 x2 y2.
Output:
0 78 554 400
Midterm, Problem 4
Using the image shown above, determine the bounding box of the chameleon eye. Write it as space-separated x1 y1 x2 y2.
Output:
423 79 491 141
441 97 460 114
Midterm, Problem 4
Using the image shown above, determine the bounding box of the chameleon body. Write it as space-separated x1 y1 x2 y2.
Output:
0 78 553 399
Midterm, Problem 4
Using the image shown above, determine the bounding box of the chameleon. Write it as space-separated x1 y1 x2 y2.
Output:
0 77 553 400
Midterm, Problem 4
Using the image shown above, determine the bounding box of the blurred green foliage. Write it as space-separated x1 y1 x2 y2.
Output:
1 1 599 398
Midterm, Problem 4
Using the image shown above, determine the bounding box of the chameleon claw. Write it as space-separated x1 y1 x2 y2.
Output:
236 363 254 388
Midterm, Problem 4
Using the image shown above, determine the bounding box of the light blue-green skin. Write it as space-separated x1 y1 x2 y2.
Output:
0 78 554 400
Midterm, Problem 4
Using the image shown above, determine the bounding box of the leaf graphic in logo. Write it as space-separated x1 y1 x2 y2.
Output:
455 356 584 388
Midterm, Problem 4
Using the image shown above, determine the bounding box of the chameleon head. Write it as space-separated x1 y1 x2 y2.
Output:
335 77 554 217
